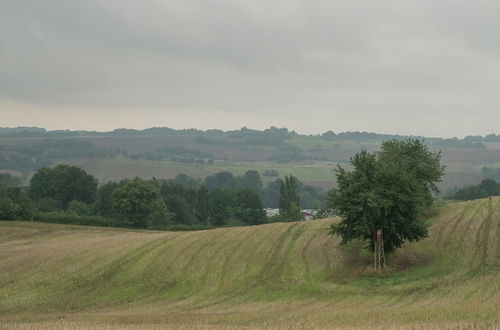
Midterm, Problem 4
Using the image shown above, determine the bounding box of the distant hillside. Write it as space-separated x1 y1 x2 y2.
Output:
1 197 499 328
2 126 500 191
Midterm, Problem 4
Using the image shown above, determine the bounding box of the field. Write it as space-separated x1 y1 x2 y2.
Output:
4 133 500 191
1 198 500 328
65 157 339 190
69 135 500 192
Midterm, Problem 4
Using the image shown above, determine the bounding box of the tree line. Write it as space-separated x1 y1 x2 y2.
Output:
449 178 500 201
0 166 312 229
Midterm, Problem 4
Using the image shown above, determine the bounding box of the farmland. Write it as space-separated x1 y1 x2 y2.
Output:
3 129 500 192
1 197 499 328
65 157 339 190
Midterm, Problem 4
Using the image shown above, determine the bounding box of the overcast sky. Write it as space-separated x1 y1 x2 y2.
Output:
1 0 499 137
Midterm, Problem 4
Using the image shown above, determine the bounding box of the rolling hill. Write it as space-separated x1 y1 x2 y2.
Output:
1 198 499 328
3 128 500 192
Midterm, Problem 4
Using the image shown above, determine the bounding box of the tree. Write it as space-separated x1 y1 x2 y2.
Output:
174 173 201 188
95 181 120 218
30 164 98 208
329 139 445 253
235 188 267 225
194 185 211 225
261 179 282 208
451 178 500 201
0 173 21 188
204 172 235 190
237 170 263 194
160 182 199 226
111 178 172 229
279 175 303 221
208 189 237 226
0 198 18 220
0 186 33 220
377 139 445 207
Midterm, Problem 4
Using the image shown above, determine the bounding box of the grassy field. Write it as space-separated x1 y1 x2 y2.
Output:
1 198 500 328
65 158 339 189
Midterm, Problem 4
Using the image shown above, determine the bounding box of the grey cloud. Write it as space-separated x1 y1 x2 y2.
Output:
1 0 500 136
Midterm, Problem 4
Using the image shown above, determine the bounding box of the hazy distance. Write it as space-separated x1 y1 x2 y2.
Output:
1 0 500 137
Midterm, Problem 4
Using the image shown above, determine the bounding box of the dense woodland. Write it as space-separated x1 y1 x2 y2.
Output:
0 165 318 229
449 178 500 201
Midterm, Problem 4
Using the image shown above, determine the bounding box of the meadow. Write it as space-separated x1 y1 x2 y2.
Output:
1 197 499 328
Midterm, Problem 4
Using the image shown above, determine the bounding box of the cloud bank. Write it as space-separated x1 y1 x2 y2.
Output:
1 0 500 136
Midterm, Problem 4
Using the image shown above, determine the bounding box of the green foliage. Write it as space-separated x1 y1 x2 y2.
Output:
208 189 238 226
237 170 263 193
279 175 304 221
33 198 63 212
0 186 33 220
0 198 18 220
95 181 120 218
377 139 445 207
262 169 279 177
262 179 281 208
67 200 93 216
0 191 33 221
450 178 500 200
204 172 236 190
111 178 172 229
30 164 98 207
174 173 201 188
194 185 211 225
33 211 118 227
329 139 445 252
234 188 267 225
482 166 500 181
160 182 199 226
17 161 313 230
0 173 21 187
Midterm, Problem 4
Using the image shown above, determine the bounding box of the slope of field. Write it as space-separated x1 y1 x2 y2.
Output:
1 198 500 329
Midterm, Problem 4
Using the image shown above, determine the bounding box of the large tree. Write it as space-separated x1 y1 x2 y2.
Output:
279 175 303 221
235 188 267 225
29 164 98 207
112 178 172 229
329 139 445 252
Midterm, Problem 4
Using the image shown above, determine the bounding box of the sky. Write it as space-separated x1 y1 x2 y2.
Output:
1 0 500 137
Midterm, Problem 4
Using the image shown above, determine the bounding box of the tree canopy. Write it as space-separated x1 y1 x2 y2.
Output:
29 164 98 207
450 178 500 201
328 139 445 252
111 178 172 229
279 175 303 221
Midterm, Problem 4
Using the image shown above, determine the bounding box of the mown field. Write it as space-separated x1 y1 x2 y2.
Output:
1 198 500 329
